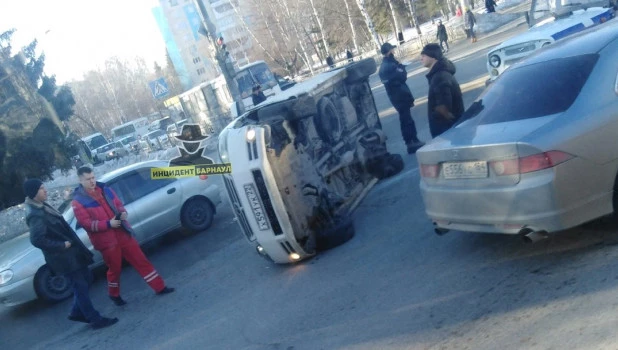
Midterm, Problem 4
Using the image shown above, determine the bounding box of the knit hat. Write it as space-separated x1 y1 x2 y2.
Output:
23 179 43 199
380 42 396 55
421 43 443 60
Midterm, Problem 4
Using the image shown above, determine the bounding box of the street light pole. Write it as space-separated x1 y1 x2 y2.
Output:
192 0 245 116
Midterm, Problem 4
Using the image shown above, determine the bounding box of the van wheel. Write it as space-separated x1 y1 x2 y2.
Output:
181 197 215 233
315 97 343 145
34 265 73 303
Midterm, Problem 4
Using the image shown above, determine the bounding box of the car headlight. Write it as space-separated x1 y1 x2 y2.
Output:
218 128 230 163
246 128 256 142
489 54 501 68
0 269 14 285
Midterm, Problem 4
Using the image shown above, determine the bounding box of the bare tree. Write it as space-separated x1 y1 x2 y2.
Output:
354 0 381 50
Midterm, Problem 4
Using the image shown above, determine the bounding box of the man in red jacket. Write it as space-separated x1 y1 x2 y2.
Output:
71 166 174 306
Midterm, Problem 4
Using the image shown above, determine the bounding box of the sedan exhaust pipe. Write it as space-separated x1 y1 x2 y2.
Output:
520 228 548 243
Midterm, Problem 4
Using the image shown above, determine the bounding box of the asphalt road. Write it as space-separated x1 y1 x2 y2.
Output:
5 20 618 350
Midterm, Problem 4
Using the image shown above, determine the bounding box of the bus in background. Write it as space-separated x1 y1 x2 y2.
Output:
80 132 109 163
176 75 234 136
111 117 149 142
234 60 281 110
82 132 108 151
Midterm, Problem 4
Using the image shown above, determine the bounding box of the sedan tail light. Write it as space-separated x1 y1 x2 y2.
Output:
420 164 439 178
490 151 573 176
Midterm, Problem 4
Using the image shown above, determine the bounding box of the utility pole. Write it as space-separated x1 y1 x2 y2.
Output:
192 0 245 115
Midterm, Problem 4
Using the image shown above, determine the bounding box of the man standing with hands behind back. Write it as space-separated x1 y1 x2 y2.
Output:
378 42 425 154
24 179 118 330
420 43 465 138
72 166 174 306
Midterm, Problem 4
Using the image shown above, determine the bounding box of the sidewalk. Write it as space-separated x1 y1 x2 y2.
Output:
397 1 531 63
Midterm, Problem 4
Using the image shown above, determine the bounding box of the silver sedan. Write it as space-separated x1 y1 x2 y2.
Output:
417 20 618 240
0 160 221 306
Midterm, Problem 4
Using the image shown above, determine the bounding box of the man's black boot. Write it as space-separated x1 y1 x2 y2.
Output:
407 140 425 154
91 317 119 330
109 295 127 306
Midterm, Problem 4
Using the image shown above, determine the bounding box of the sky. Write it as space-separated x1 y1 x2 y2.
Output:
0 0 168 83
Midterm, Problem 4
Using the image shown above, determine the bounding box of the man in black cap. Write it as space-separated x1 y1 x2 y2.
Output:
23 179 118 330
378 42 425 154
420 43 464 138
170 124 215 166
252 84 267 106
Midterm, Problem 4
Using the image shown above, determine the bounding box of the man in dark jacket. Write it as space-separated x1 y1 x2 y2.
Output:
436 20 449 52
420 43 465 138
464 8 477 42
378 42 425 154
24 179 118 330
251 84 267 106
485 0 497 13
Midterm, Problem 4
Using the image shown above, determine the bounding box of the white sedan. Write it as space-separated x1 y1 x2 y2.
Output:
0 160 221 307
486 6 614 84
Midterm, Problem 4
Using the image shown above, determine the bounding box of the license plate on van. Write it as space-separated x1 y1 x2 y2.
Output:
443 161 488 179
244 184 270 231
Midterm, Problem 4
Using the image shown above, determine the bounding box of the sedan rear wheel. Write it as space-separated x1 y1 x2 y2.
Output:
34 265 73 303
181 197 215 233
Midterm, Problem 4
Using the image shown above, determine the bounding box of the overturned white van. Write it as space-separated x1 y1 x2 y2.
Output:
218 58 402 264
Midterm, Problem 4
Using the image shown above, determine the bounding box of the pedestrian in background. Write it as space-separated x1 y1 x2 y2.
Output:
72 167 175 307
420 44 465 138
24 179 118 330
252 84 267 106
378 42 425 154
326 55 335 68
486 0 497 13
346 49 354 63
436 20 449 53
464 8 477 42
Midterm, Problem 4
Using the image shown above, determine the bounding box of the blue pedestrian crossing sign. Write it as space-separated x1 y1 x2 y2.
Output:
149 78 170 99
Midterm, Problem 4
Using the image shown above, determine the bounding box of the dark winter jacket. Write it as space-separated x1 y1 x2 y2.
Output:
379 55 414 110
252 91 267 106
72 182 134 251
437 24 448 41
464 10 476 29
26 197 94 275
485 0 497 13
426 58 465 137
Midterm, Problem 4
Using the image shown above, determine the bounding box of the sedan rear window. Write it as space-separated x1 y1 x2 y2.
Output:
464 54 598 124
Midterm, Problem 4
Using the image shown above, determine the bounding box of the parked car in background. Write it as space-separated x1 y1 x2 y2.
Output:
485 6 614 84
94 142 126 162
149 116 173 132
418 21 618 241
0 160 221 306
118 135 140 154
144 129 171 151
106 141 129 161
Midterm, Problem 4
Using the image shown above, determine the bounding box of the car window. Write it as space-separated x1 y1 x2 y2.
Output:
107 178 132 205
120 168 175 202
464 54 599 125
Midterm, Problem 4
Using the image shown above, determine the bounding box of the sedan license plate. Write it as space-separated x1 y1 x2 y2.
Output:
442 161 488 179
244 184 270 231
